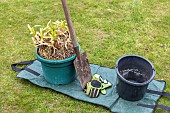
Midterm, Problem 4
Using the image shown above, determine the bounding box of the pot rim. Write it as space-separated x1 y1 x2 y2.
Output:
36 44 81 64
115 55 156 86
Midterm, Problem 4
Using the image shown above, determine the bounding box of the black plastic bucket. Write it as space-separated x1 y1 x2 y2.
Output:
115 55 156 101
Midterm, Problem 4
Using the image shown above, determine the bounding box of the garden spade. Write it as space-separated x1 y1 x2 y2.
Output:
61 0 92 89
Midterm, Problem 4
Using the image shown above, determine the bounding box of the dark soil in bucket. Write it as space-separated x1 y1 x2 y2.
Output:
37 43 74 60
120 68 148 83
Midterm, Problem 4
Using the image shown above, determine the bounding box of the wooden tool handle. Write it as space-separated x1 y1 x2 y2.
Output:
61 0 81 60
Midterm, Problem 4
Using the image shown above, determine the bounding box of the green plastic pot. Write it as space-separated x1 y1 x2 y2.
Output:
36 49 78 85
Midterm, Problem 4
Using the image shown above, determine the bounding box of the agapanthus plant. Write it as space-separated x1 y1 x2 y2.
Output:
28 20 74 60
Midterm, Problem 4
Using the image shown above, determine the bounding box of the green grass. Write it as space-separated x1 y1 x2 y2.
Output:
0 0 169 112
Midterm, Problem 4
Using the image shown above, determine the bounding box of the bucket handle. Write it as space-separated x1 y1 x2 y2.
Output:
137 89 170 112
11 60 40 76
137 103 170 112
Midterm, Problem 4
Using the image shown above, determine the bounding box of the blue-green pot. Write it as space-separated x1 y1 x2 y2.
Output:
36 49 77 85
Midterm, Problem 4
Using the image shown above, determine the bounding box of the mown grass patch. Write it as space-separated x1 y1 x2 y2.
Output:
0 0 169 112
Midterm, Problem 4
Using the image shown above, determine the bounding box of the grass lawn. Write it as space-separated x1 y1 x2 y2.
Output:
0 0 169 112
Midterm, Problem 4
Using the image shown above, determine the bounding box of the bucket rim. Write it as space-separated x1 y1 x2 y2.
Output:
115 55 156 86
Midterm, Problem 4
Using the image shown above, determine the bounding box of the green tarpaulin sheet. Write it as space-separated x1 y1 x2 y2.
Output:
16 60 166 113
